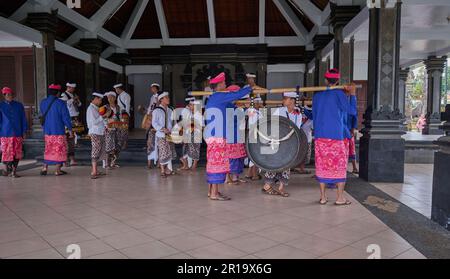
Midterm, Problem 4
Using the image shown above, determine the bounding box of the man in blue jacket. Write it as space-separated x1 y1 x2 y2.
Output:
40 84 73 176
204 72 252 201
0 87 28 178
312 69 357 206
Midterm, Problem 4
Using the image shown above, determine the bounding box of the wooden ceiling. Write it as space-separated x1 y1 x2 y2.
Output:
3 0 329 46
0 0 27 17
266 0 296 36
132 0 162 39
163 0 210 38
103 0 139 37
214 0 259 38
311 0 329 11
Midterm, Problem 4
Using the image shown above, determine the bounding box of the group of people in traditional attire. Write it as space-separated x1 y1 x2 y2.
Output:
1 67 358 207
201 69 357 205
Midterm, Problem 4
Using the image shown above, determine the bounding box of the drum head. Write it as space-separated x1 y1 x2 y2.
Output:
246 116 308 172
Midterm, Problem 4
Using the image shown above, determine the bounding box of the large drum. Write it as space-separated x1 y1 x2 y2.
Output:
246 116 308 172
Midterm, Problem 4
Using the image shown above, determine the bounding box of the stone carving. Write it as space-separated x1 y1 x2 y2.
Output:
369 106 404 120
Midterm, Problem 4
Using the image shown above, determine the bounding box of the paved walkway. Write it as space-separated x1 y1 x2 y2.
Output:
0 165 426 259
373 164 433 218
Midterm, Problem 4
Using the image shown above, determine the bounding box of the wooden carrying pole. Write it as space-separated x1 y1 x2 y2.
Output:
190 85 362 97
234 100 313 106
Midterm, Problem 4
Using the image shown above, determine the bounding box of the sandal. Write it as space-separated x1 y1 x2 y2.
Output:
238 178 248 183
335 200 352 206
160 172 167 178
40 170 48 176
55 170 68 176
278 191 290 197
251 175 262 181
352 170 359 174
209 196 229 201
91 174 99 180
319 199 328 205
262 187 280 196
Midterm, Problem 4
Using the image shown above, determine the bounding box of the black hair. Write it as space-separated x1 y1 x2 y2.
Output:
47 88 60 96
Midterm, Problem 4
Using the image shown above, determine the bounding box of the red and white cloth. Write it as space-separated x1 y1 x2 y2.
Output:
314 138 349 184
1 137 23 162
44 135 67 164
206 137 230 174
226 143 247 159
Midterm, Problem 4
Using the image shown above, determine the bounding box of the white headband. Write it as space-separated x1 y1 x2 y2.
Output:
283 92 298 98
93 92 104 98
104 91 116 97
66 83 77 88
158 92 169 100
113 83 123 89
246 73 256 78
185 97 196 102
151 83 160 88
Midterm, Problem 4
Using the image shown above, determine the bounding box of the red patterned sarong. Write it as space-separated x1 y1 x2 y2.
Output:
315 138 349 184
348 136 356 160
1 137 24 162
206 137 229 174
44 135 67 165
227 143 247 159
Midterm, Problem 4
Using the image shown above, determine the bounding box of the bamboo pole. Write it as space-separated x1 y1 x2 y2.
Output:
234 100 313 106
190 84 362 96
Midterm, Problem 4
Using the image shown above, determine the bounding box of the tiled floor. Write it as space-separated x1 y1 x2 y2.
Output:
0 165 426 259
373 164 433 218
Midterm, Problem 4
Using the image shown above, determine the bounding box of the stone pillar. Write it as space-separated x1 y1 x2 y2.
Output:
79 38 103 98
26 12 58 138
359 2 406 183
26 12 58 84
330 4 360 72
432 105 450 230
312 34 334 86
423 56 447 135
398 68 410 114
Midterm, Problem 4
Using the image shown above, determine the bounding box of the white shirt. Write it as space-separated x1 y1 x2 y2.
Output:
152 105 173 138
118 91 131 115
180 107 204 142
146 94 159 114
246 107 261 127
273 106 303 129
87 103 106 136
301 119 313 143
60 91 81 117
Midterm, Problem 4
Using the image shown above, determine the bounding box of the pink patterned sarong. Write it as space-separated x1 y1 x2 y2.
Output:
315 138 349 184
44 135 67 164
227 143 247 159
1 137 24 162
348 136 356 160
206 137 229 174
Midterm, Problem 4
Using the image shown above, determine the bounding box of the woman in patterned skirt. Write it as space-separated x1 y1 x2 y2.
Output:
103 92 120 169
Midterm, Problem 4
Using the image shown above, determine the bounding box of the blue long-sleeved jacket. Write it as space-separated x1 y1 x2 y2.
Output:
312 89 357 140
0 100 28 137
204 86 252 140
40 95 72 135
